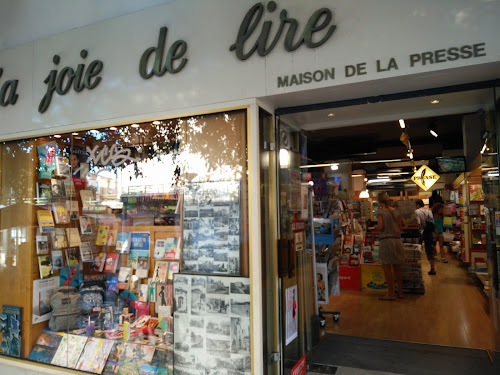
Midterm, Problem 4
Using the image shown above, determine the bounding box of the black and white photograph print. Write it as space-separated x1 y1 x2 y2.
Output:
190 330 204 349
230 296 250 317
231 317 250 354
183 260 198 272
190 317 205 329
191 287 206 315
198 259 215 273
228 256 240 275
228 218 239 235
184 204 199 218
174 315 190 344
206 317 231 337
230 280 250 295
207 277 230 294
214 262 228 273
206 338 231 355
174 285 188 313
173 352 196 367
206 296 230 315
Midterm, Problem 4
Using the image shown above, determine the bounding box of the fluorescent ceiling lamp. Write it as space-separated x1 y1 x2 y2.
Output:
131 124 140 128
429 129 438 137
367 177 391 184
109 127 117 130
360 159 403 164
399 119 406 129
300 163 343 169
330 163 339 170
430 99 440 104
152 120 161 125
377 172 411 176
480 143 487 154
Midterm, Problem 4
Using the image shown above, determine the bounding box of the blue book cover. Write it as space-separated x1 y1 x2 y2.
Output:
28 344 57 363
130 232 150 252
107 275 119 292
116 231 131 254
37 141 58 179
1 305 21 357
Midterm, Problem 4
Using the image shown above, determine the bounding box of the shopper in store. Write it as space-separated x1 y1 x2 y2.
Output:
376 193 405 300
432 202 448 263
417 199 437 275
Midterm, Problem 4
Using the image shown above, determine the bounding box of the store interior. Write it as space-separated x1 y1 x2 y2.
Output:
274 86 499 353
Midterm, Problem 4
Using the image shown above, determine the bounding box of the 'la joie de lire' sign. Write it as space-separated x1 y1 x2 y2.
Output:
0 1 336 113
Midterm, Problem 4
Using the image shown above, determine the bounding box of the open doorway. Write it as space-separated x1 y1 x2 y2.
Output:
270 85 499 372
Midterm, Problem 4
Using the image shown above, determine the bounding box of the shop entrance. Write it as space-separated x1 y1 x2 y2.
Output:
268 83 500 373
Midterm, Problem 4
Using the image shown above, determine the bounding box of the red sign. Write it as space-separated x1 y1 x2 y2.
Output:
302 172 312 181
291 220 305 232
339 265 361 290
291 355 306 375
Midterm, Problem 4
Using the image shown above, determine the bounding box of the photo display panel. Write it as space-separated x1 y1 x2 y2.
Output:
182 181 241 275
173 274 250 374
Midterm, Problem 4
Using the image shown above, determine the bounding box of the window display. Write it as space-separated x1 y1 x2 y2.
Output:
0 109 249 373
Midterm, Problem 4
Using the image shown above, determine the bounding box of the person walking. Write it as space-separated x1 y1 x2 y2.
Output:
376 193 405 300
432 202 448 263
416 199 437 275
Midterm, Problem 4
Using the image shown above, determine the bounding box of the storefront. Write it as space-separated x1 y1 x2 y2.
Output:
0 1 499 374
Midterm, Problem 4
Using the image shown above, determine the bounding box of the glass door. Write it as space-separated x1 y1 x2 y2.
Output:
278 120 315 373
259 108 280 374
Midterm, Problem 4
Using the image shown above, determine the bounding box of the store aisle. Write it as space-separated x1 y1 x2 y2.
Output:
323 252 494 349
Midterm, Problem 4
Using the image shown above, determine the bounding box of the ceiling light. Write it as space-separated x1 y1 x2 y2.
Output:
109 127 117 130
54 134 61 138
152 120 161 125
131 124 140 128
364 177 368 182
480 143 487 154
330 163 339 170
74 136 82 140
279 148 289 168
487 171 499 177
359 190 370 198
398 119 406 129
328 113 335 117
430 99 440 104
407 151 414 159
367 177 391 184
72 132 78 136
300 163 343 169
429 129 438 137
352 174 363 177
359 159 403 164
90 129 99 134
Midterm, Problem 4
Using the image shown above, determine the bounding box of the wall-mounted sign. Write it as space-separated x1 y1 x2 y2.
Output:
411 165 440 191
0 68 19 107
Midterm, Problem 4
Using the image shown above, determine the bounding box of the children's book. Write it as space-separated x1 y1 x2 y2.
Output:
139 284 149 302
472 217 482 230
36 182 53 203
104 253 119 273
101 342 126 375
117 267 132 289
60 266 81 287
54 156 70 177
80 241 94 262
66 227 82 247
96 225 109 246
163 237 180 260
51 334 88 368
136 256 150 279
65 248 79 267
80 189 95 210
107 229 118 246
37 210 55 233
129 274 140 293
66 200 79 221
93 252 107 272
38 255 53 279
152 262 168 283
51 228 68 249
148 279 156 302
153 239 166 260
37 141 58 179
50 178 65 198
167 262 179 280
1 305 21 357
116 343 155 375
36 235 50 255
75 337 115 374
116 231 131 254
79 216 93 235
51 250 64 270
469 203 479 216
153 319 169 335
107 275 119 292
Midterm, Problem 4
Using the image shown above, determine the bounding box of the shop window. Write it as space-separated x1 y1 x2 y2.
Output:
0 109 251 374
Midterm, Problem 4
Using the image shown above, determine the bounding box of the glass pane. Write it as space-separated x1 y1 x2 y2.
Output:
259 108 280 374
0 109 250 374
